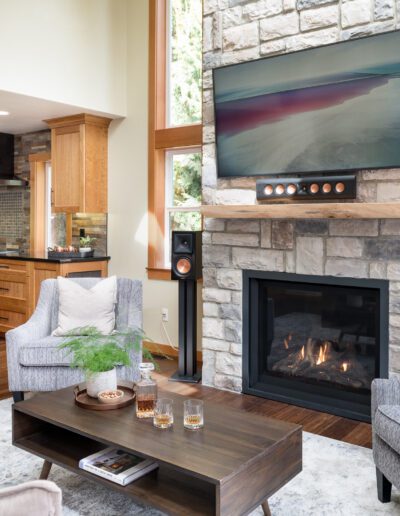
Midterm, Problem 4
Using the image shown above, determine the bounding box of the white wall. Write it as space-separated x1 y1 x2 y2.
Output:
0 0 127 116
108 0 180 347
0 0 182 347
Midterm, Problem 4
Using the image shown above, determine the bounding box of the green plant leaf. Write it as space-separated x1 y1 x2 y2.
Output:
59 326 154 374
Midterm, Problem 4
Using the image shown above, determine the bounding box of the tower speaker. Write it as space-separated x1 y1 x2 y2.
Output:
170 231 202 383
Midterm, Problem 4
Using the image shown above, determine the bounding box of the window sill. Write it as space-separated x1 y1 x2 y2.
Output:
147 267 172 281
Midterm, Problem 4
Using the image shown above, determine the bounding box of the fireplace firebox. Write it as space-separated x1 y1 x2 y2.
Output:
243 271 389 422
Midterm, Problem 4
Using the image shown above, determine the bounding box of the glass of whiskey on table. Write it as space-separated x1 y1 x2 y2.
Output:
184 399 204 430
136 362 157 419
153 398 174 429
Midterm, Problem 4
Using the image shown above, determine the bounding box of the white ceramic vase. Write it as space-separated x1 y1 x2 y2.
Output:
86 368 117 398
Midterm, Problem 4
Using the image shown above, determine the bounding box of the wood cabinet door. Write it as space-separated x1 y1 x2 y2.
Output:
52 125 82 212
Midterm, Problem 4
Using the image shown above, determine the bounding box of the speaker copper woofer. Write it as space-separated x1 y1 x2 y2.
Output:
335 182 345 193
275 184 285 195
310 183 319 194
176 257 192 275
263 185 274 195
286 184 297 195
322 183 332 193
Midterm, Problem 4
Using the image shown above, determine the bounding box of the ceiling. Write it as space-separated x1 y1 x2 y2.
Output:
0 90 119 134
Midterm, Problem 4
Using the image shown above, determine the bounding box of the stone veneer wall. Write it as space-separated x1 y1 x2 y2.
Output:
201 0 400 391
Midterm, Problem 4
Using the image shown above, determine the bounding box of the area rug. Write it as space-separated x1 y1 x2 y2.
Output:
0 398 399 515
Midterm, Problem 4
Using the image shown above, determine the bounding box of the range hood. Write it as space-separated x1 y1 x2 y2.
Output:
0 133 26 187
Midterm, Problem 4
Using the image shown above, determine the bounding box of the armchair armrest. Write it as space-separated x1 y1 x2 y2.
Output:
5 279 57 391
371 377 400 424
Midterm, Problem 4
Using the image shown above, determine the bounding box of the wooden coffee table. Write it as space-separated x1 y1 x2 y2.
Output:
12 387 302 515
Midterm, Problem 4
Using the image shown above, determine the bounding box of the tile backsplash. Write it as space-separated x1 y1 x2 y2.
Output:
0 190 26 249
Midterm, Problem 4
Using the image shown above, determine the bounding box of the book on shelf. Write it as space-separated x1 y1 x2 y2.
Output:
79 447 158 486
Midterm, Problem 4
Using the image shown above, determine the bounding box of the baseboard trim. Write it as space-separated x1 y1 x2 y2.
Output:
144 341 202 362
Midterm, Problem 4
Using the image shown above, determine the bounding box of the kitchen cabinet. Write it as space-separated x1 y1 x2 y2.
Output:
0 257 109 333
45 114 112 213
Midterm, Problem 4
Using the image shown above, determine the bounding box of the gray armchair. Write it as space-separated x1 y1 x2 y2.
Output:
0 480 62 516
6 277 142 401
371 376 400 502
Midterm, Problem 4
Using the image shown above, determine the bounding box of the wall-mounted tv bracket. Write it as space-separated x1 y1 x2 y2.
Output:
256 175 356 201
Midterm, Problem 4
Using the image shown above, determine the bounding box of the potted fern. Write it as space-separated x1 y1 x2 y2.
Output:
59 327 153 397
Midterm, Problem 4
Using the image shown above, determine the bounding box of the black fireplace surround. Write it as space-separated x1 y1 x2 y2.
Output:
242 270 389 422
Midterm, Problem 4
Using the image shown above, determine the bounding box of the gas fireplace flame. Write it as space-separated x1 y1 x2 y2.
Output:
316 341 330 365
300 345 305 360
283 333 292 350
341 362 349 372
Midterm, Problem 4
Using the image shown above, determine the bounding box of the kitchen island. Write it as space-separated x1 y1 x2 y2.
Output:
0 254 110 333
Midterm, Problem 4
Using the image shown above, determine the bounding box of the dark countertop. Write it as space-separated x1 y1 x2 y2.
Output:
0 253 111 264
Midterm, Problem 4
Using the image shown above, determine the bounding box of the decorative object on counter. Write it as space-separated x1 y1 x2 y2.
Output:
59 325 150 398
47 245 94 259
183 399 204 430
79 235 97 254
136 362 157 419
74 382 135 411
153 398 174 429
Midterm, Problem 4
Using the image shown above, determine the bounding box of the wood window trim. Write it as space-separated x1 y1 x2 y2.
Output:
29 153 51 255
148 0 202 281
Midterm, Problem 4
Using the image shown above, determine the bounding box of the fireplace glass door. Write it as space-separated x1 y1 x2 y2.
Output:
243 271 389 421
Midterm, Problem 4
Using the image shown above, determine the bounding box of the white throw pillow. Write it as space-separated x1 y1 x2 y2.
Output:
52 276 117 336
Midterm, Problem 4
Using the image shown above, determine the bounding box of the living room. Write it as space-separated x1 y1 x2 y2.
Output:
1 0 400 514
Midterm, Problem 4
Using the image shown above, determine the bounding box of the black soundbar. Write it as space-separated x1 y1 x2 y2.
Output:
256 175 356 201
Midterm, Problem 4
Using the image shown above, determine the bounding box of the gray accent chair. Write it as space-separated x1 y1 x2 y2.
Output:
6 277 142 401
371 376 400 502
0 480 62 516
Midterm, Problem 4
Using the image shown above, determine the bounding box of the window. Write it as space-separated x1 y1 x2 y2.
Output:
167 0 202 127
148 0 202 279
164 148 202 265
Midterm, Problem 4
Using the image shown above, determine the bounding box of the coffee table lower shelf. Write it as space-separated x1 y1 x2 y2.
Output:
13 411 215 516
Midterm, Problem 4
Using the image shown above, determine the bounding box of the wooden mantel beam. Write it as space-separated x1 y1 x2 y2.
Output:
201 202 400 220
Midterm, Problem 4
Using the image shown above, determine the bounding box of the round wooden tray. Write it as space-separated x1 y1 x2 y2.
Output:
74 382 136 411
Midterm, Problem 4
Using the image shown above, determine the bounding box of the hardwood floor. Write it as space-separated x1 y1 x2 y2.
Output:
153 357 372 449
0 339 372 448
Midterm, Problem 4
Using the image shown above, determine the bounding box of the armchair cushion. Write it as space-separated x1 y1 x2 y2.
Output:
374 404 400 455
52 276 117 336
18 337 70 367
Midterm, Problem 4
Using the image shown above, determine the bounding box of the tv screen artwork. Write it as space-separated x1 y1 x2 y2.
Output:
213 31 400 178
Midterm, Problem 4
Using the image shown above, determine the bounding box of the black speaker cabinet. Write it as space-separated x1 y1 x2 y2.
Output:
171 231 202 281
170 231 202 383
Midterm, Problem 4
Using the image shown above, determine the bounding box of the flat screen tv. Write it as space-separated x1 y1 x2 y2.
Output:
213 30 400 178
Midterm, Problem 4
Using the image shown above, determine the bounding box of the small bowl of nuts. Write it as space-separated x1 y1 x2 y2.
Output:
98 389 125 404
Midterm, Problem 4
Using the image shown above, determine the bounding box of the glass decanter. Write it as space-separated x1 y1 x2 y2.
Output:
135 363 157 419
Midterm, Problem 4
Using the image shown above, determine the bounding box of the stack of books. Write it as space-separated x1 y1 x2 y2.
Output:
79 447 158 486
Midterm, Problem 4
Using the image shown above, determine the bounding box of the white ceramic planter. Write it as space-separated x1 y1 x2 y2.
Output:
79 247 92 253
86 368 117 398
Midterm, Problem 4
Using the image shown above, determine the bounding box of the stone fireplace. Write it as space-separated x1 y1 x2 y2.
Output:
242 270 388 421
201 0 400 410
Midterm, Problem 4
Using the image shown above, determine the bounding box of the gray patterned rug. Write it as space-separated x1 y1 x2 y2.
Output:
0 397 399 515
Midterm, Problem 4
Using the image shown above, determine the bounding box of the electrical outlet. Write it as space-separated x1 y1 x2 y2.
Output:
161 308 169 322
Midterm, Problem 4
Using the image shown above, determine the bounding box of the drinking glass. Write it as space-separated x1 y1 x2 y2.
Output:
153 398 174 429
183 399 204 430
